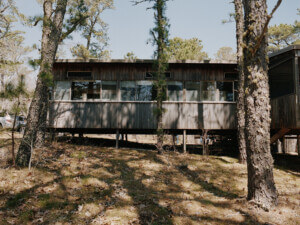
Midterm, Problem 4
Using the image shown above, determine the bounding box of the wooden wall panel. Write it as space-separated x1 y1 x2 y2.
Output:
49 101 236 130
271 94 297 129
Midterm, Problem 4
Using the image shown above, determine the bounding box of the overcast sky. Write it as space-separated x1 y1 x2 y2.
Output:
15 0 299 60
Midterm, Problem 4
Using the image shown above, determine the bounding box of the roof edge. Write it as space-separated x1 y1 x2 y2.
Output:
269 45 300 58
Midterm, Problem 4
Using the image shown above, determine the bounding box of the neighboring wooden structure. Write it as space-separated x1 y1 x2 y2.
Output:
269 45 300 143
49 60 238 135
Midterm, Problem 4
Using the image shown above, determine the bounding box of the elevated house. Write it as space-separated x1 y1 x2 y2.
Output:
49 45 300 154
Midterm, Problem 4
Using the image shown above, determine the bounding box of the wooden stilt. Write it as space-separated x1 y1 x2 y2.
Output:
202 129 209 155
297 135 300 157
183 130 186 154
282 136 286 154
116 130 120 149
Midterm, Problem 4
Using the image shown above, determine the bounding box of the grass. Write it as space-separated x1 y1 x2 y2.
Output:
0 138 299 224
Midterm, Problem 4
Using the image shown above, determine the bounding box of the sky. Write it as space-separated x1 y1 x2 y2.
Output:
15 0 300 60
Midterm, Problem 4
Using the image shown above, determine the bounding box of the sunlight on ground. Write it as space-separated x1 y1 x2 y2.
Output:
0 139 299 224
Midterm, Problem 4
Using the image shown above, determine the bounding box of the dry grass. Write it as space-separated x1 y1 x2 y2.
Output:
0 138 299 225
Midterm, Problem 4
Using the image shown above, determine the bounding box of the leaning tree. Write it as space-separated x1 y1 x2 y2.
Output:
16 0 88 166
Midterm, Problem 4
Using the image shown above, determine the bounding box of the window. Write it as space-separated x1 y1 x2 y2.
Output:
167 81 183 101
186 82 200 101
136 81 154 101
54 81 71 100
200 81 216 101
121 81 136 101
68 71 92 78
102 81 117 100
217 81 233 101
71 81 100 100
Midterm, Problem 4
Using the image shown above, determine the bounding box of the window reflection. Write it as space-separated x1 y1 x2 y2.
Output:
167 81 183 101
136 81 154 101
102 81 117 100
217 82 233 101
186 82 200 101
200 81 216 101
121 81 136 101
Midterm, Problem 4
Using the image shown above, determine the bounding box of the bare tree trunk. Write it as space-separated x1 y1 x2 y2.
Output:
16 0 67 167
234 0 246 164
243 0 278 209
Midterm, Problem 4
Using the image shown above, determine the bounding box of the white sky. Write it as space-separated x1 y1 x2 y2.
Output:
15 0 300 60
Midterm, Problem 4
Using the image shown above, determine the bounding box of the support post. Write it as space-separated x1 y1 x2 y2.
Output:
183 130 186 153
276 139 282 154
202 129 209 155
282 136 286 154
297 135 300 157
116 129 120 149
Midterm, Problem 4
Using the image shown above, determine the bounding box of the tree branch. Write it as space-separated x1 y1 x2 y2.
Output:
252 0 282 56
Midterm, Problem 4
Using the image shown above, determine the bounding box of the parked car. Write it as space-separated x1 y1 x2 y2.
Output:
0 114 26 132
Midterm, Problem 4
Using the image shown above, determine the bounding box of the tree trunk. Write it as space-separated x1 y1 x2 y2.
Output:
243 0 278 209
16 0 67 167
234 0 247 164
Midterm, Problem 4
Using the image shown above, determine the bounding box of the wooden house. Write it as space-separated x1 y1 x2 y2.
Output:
49 59 238 137
49 45 300 154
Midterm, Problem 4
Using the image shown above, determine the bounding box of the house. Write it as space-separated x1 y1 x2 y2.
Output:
49 45 300 155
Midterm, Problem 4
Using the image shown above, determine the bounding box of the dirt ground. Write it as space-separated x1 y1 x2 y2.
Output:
0 137 299 225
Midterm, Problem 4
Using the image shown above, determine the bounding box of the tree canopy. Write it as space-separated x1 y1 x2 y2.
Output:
166 37 208 61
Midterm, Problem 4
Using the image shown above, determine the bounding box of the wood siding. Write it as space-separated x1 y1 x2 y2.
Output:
49 101 236 130
53 62 237 82
271 94 297 129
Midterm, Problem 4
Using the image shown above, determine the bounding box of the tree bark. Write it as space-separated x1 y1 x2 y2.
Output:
16 0 67 167
243 0 278 209
234 0 247 164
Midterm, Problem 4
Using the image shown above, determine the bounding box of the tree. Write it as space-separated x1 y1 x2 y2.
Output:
134 0 170 153
268 22 300 53
70 0 114 59
233 0 246 165
16 0 88 167
214 46 236 62
166 37 208 61
124 51 138 61
242 0 282 209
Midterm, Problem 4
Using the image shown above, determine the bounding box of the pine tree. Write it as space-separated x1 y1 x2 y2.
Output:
133 0 170 153
242 0 282 209
16 0 88 167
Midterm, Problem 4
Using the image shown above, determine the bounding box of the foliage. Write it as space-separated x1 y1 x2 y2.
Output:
268 22 300 53
124 51 138 61
166 37 208 61
70 0 114 59
70 44 111 60
214 46 236 61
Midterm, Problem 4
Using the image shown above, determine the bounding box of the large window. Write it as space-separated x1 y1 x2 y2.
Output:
136 81 154 101
200 81 216 101
102 81 117 100
121 81 136 101
217 81 233 101
71 81 100 100
186 82 200 101
167 81 183 101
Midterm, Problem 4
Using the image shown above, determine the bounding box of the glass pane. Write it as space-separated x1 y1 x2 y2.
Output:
102 81 117 100
200 81 216 101
54 81 71 100
87 81 101 100
121 81 136 101
234 81 238 101
186 82 200 101
217 81 233 101
72 82 89 100
136 81 154 101
168 81 183 101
